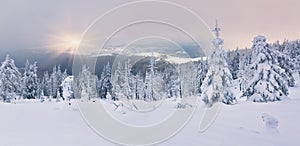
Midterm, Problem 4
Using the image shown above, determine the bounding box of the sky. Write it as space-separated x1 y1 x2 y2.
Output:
0 0 299 53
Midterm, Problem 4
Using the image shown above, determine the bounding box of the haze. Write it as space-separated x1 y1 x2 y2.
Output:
0 0 299 53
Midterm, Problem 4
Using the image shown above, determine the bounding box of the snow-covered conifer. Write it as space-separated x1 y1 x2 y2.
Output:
201 21 236 106
243 35 289 102
176 62 197 98
99 62 115 100
79 65 97 101
112 62 124 98
163 67 180 98
196 59 208 94
50 65 58 98
42 71 51 97
22 60 39 99
136 73 145 100
144 54 166 101
0 55 22 102
61 76 74 102
231 49 240 80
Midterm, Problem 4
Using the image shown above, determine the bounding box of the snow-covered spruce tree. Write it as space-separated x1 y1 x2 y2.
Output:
169 73 181 98
56 65 62 83
56 65 65 101
196 59 208 94
201 22 236 106
153 74 165 100
277 40 299 82
123 59 133 99
231 49 240 80
276 50 295 87
61 76 74 102
39 82 45 102
136 73 145 100
176 62 197 98
72 76 81 99
33 78 43 101
238 58 248 92
131 75 138 99
79 65 97 101
42 71 51 97
144 55 156 101
270 40 295 87
112 61 133 100
0 55 22 103
173 64 195 109
131 73 145 100
282 39 300 60
62 69 68 81
144 54 166 101
22 60 39 99
144 72 165 101
282 40 300 74
50 65 58 98
187 62 197 95
238 48 252 92
111 59 134 100
99 62 115 100
162 67 172 98
78 66 90 101
290 40 300 73
272 40 283 52
242 35 289 102
48 65 67 101
163 67 181 98
99 63 106 99
112 62 124 99
144 71 153 101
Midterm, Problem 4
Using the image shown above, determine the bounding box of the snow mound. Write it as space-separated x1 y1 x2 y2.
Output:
262 113 280 135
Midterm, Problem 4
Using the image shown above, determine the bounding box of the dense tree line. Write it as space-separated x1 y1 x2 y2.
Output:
1 34 300 106
0 55 68 103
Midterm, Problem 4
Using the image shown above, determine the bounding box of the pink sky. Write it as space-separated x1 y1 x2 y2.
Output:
0 0 299 51
176 0 300 49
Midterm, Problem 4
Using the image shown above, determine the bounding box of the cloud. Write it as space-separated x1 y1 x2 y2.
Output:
0 0 299 52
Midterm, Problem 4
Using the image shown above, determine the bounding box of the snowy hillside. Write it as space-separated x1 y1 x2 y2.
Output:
1 72 300 146
1 81 300 146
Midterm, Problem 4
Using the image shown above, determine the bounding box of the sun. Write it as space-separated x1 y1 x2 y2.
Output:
66 37 80 49
55 35 81 55
45 33 81 55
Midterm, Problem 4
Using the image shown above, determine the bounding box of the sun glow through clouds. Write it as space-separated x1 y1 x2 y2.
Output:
45 33 81 55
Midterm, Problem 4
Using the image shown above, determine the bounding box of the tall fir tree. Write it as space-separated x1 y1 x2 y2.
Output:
276 49 295 87
231 48 240 80
273 40 298 86
42 71 51 97
144 55 156 101
123 60 132 99
176 62 197 98
144 54 165 101
79 65 97 101
50 65 58 98
136 73 145 100
196 59 208 94
99 62 115 100
112 62 123 99
163 67 180 98
0 55 22 102
201 21 236 106
22 60 39 99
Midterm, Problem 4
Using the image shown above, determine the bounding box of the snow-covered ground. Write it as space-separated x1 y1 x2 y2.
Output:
1 74 300 146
